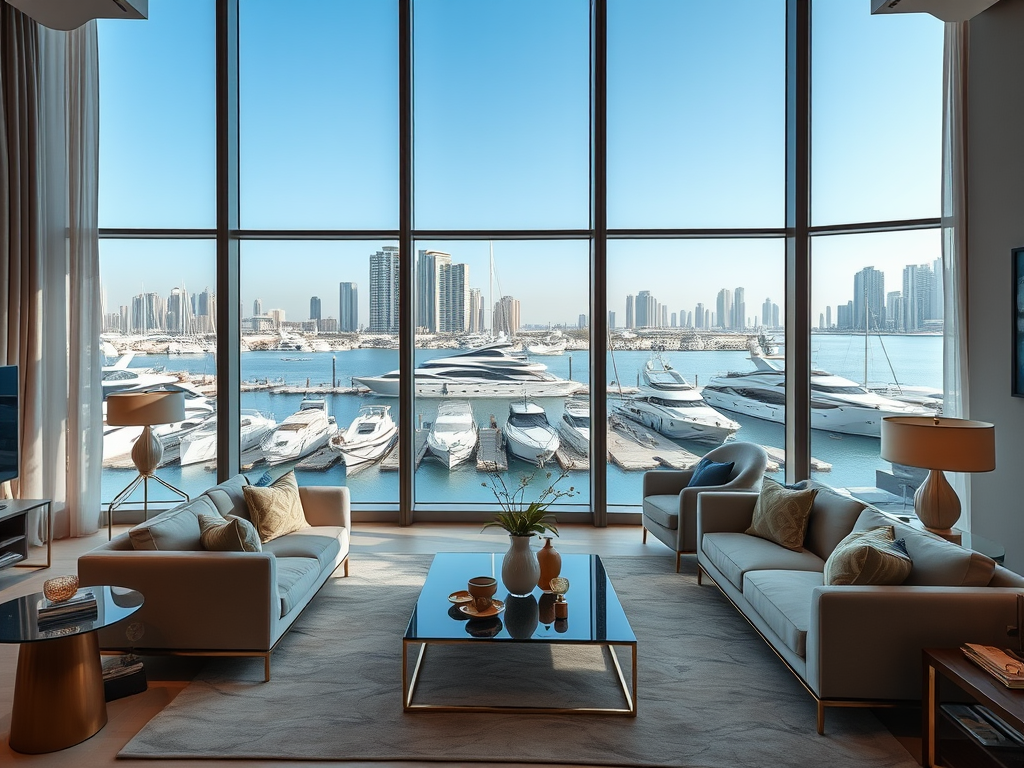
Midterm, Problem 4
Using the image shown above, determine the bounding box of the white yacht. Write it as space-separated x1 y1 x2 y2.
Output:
102 353 179 398
556 396 590 455
642 354 691 390
701 351 933 438
261 399 338 465
353 342 583 398
426 400 478 469
612 387 740 444
503 400 560 466
329 404 397 473
527 332 567 356
178 410 277 467
275 330 313 353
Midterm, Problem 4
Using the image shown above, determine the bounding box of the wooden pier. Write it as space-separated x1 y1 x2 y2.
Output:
475 428 508 472
606 415 700 471
381 429 428 471
296 445 342 471
555 445 589 472
761 444 831 473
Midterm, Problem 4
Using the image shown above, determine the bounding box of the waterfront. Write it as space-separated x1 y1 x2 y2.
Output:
101 333 942 511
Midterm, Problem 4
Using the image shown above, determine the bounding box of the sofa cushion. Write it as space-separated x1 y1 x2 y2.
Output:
276 556 322 617
823 526 913 586
128 495 220 551
262 526 346 571
203 474 251 519
687 458 735 488
854 508 996 586
742 570 822 657
702 532 826 591
642 495 679 530
802 482 867 561
198 513 262 553
243 470 309 543
745 478 818 551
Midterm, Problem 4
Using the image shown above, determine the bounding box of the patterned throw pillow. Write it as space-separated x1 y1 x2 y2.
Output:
242 470 309 543
744 478 818 551
687 458 736 488
823 525 913 586
198 513 262 553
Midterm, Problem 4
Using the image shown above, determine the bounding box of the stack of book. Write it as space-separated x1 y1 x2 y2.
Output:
962 643 1024 688
37 589 97 629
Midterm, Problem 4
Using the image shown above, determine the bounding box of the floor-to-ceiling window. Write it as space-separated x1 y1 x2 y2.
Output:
97 0 944 524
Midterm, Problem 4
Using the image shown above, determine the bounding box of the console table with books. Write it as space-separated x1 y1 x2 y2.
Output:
923 647 1024 768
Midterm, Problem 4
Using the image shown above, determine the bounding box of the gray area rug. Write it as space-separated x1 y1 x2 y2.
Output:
120 554 918 767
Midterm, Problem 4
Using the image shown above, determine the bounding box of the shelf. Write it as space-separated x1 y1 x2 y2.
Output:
0 552 25 570
0 534 26 549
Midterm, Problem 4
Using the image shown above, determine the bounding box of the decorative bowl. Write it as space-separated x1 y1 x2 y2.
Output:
43 574 79 603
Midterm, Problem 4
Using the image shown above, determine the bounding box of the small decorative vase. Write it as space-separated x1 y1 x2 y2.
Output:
537 536 562 591
501 534 540 598
43 575 79 603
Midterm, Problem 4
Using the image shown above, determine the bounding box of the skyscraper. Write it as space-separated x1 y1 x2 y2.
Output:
660 305 668 328
578 313 587 329
625 295 634 329
608 310 616 329
732 287 745 330
762 297 772 327
902 264 935 331
416 249 451 332
695 303 705 329
253 298 262 316
339 282 358 332
439 261 469 333
636 290 656 327
369 246 400 333
716 288 733 329
468 288 483 333
825 306 832 329
772 303 779 328
493 296 520 336
887 291 903 331
309 296 322 323
853 266 885 332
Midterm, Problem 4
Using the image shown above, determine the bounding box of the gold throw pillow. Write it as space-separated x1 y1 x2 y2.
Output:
745 478 818 551
198 513 262 553
824 526 913 586
242 470 309 543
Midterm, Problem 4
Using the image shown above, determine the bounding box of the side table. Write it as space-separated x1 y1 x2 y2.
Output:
923 647 1024 768
0 499 52 570
0 585 143 753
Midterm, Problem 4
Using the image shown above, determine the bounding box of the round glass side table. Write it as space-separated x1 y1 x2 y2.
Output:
0 585 143 754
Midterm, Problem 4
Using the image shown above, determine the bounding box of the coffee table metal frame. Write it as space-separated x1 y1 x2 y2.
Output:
402 552 637 716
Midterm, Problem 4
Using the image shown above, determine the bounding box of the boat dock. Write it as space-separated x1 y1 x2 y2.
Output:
761 445 831 473
475 428 508 472
380 429 429 471
555 444 589 472
296 446 341 471
606 415 701 471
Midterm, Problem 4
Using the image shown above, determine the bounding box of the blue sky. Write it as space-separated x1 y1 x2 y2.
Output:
97 0 943 329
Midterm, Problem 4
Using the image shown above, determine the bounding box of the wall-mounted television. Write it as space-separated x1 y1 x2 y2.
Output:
0 365 18 484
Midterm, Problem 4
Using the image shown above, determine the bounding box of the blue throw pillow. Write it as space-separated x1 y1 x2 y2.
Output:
253 471 274 487
687 458 735 488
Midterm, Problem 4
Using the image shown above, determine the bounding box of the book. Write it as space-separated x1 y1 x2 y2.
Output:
961 643 1024 689
942 703 1020 747
38 589 96 617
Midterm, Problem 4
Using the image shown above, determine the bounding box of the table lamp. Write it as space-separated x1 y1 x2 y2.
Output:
105 390 189 538
880 416 995 531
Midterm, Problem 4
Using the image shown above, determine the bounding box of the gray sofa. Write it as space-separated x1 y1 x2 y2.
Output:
78 474 350 680
695 485 1024 733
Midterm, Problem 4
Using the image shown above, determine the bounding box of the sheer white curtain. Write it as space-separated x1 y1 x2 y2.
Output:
941 21 970 527
0 6 102 539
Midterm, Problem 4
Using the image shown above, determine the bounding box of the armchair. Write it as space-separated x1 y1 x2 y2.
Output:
641 441 768 571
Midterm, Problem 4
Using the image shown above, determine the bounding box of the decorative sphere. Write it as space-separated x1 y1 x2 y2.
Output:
43 574 79 603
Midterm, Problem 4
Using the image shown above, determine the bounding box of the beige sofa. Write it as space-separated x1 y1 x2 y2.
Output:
695 484 1024 733
78 474 350 680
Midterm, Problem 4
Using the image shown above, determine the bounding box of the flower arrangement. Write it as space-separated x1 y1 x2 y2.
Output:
481 467 577 537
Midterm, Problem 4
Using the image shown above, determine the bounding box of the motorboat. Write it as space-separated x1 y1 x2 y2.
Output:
178 410 277 467
700 347 933 437
102 353 179 398
261 398 338 465
275 330 313 353
612 386 740 444
426 400 478 469
556 396 590 455
353 341 584 398
329 404 397 473
503 400 560 466
527 331 567 356
642 353 691 390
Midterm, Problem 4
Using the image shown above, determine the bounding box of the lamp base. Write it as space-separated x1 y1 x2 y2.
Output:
914 468 962 531
107 473 189 540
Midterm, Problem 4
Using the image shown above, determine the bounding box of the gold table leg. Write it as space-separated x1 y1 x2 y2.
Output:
9 631 107 754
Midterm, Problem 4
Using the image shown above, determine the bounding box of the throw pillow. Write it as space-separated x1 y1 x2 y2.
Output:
242 470 309 543
198 513 262 553
687 457 735 488
824 525 913 586
744 478 818 551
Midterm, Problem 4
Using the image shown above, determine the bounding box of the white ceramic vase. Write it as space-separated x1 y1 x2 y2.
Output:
501 534 540 597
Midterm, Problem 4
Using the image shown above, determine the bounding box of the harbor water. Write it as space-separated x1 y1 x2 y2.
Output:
101 333 942 512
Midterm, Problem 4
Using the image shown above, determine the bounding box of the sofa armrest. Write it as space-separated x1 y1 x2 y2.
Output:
298 486 351 530
643 470 693 498
696 491 758 539
807 586 1022 701
78 550 278 651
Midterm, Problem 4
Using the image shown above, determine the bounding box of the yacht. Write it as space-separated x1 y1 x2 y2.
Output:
329 404 397 473
261 399 338 465
527 332 567 356
178 410 278 467
426 400 478 469
701 351 933 437
612 387 740 444
503 400 560 466
353 342 584 398
102 353 179 398
556 396 590 455
642 354 690 390
275 330 313 353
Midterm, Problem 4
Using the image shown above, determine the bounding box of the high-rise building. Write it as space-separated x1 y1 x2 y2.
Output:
608 310 616 329
819 313 825 330
716 288 733 329
825 306 832 329
578 313 587 329
660 305 668 328
686 311 692 327
253 298 262 316
468 288 483 333
837 300 854 330
339 282 358 332
369 246 400 333
493 296 520 336
625 295 634 329
732 287 745 330
439 261 469 333
903 264 935 331
772 303 779 328
853 266 886 332
416 249 451 332
670 312 677 328
695 303 705 329
762 298 773 327
887 291 904 332
320 318 338 333
309 296 322 324
267 308 285 327
636 290 656 327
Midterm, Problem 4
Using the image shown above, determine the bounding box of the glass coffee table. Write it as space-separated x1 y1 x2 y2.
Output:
403 552 637 716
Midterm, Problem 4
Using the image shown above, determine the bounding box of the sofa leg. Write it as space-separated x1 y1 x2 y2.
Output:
642 527 648 544
264 653 271 683
697 566 702 586
675 552 681 573
344 558 349 577
816 701 825 735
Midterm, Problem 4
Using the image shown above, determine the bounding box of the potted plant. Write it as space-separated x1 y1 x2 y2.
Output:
482 469 575 597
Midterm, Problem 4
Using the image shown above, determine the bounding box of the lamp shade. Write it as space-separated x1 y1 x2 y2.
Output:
880 416 995 473
106 391 185 427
